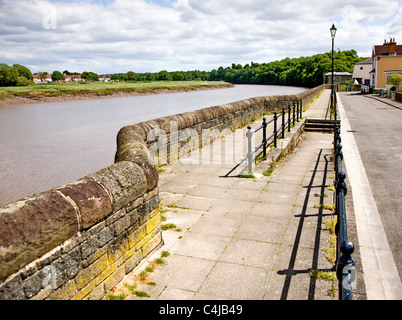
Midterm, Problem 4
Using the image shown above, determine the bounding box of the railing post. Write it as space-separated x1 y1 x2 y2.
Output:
334 127 341 149
281 108 285 138
292 103 296 126
246 126 253 175
334 89 338 123
296 100 299 122
288 105 291 132
273 112 278 148
337 240 356 300
300 99 303 119
335 143 343 173
262 118 267 158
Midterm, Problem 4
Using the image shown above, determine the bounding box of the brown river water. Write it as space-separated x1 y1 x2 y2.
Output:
0 85 306 206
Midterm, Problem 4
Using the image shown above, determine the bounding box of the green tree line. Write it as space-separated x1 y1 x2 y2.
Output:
111 69 210 82
1 49 366 88
209 50 366 87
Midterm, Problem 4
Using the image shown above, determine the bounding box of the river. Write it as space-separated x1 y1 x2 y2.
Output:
0 84 307 206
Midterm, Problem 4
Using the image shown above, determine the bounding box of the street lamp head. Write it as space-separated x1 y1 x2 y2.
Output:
330 23 337 39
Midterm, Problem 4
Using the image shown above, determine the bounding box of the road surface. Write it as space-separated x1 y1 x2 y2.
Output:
338 92 402 299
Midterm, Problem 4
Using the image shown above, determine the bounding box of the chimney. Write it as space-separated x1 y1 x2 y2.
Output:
389 38 397 55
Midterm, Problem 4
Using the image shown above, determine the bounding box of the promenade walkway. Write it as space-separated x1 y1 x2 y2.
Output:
112 89 344 300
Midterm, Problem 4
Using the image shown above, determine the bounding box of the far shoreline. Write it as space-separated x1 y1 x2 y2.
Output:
0 82 234 108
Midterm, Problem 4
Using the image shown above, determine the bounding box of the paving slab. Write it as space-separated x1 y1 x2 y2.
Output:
197 262 270 300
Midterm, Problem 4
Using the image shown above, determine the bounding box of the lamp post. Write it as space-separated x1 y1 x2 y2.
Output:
330 23 337 121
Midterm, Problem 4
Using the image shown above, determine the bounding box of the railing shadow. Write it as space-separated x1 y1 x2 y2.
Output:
277 150 335 300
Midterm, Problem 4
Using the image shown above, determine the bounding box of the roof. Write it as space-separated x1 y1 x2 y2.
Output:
33 74 51 78
355 57 373 65
324 72 352 76
65 75 81 78
373 44 402 56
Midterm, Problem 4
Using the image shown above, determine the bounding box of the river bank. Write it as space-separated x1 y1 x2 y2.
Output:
0 81 233 107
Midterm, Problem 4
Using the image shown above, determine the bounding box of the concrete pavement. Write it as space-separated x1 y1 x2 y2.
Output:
109 89 361 300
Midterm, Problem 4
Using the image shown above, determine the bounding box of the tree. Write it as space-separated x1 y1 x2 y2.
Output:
37 71 49 83
158 70 171 81
172 71 186 81
13 64 33 81
111 73 128 81
145 73 155 81
81 71 99 81
209 69 219 81
388 73 402 90
212 50 366 87
16 76 33 86
126 71 137 81
0 63 19 86
52 70 65 82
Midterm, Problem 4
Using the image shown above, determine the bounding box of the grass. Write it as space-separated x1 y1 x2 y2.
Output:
314 204 336 211
327 185 336 192
166 203 190 210
127 284 151 298
238 174 256 179
154 258 165 265
161 223 177 231
107 250 171 300
0 80 233 100
314 193 328 198
106 293 126 300
309 270 337 281
322 218 337 264
133 291 150 298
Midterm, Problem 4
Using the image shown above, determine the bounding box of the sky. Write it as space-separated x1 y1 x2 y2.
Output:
0 0 401 74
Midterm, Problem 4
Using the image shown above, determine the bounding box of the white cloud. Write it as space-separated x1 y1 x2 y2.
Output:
0 0 400 74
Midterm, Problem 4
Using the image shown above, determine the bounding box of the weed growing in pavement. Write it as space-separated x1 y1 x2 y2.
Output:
309 270 337 281
106 293 126 300
314 193 328 198
161 223 177 231
238 174 256 179
314 204 335 211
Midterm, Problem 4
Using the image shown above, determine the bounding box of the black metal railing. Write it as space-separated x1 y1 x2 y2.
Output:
333 106 356 300
224 99 303 176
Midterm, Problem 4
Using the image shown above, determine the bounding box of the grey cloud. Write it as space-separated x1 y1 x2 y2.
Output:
0 0 400 73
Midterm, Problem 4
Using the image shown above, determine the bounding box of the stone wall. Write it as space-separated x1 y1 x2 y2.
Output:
0 84 325 300
0 160 160 300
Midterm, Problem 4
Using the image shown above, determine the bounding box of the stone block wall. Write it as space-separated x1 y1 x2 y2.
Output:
0 84 325 300
0 159 160 300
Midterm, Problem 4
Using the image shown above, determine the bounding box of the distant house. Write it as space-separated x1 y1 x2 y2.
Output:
369 38 402 90
64 74 82 83
33 74 52 84
352 58 372 86
324 72 352 85
98 74 112 82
